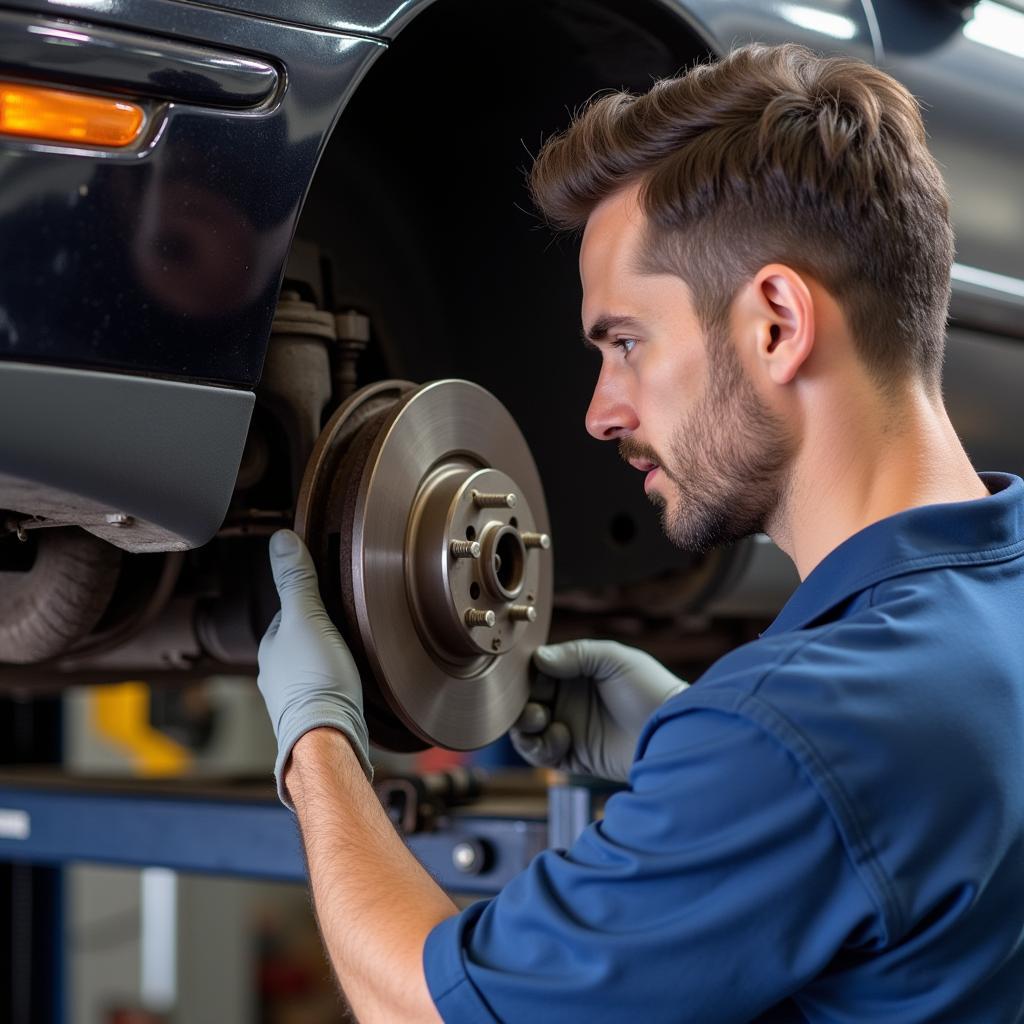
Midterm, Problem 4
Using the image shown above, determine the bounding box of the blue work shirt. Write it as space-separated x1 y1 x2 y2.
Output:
424 472 1024 1023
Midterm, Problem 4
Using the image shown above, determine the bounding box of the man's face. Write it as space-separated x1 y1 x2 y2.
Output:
580 185 794 553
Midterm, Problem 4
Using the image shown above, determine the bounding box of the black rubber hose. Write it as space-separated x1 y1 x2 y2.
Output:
0 527 121 664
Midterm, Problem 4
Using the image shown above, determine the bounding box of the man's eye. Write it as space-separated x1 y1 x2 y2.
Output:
613 337 637 357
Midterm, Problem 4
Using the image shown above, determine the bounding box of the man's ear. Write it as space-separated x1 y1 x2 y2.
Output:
740 264 815 386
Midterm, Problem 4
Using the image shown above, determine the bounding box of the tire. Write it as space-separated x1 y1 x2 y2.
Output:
0 528 121 664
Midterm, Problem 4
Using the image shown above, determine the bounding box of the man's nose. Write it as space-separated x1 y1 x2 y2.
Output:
585 376 639 441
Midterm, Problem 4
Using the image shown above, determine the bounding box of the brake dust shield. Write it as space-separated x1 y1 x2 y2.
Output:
295 379 554 752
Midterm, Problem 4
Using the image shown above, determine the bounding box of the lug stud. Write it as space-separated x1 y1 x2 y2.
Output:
465 608 496 628
521 532 551 550
509 604 537 623
472 490 517 509
450 540 481 559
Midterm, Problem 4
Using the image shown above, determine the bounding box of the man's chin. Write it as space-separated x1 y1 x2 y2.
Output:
647 480 735 553
646 489 667 513
658 492 734 555
654 496 702 552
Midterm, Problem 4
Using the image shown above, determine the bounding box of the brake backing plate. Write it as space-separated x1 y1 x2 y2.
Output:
295 379 553 752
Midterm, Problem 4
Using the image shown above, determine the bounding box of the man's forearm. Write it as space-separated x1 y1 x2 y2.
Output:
286 728 456 1023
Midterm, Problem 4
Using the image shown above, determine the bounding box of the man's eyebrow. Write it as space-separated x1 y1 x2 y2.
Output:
582 314 644 349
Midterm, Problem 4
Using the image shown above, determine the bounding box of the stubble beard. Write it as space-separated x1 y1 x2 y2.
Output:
621 330 795 554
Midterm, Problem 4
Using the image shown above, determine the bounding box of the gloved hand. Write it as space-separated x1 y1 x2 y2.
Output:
257 529 371 809
510 640 689 782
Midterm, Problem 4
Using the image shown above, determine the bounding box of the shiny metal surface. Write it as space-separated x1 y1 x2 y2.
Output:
23 0 412 38
72 0 874 55
0 0 384 386
950 263 1024 341
872 1 1024 285
353 380 552 750
296 379 552 752
0 10 280 108
657 0 875 59
11 0 877 55
407 464 547 659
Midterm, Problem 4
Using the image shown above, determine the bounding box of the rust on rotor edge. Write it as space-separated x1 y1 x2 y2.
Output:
294 380 425 751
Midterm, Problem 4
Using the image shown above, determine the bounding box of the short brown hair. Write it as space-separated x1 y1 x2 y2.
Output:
530 43 954 388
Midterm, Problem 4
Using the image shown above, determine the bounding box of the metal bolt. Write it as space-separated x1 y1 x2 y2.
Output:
509 604 537 623
105 513 134 528
472 490 517 509
452 841 482 874
334 309 371 344
521 531 551 550
464 608 496 628
450 540 481 559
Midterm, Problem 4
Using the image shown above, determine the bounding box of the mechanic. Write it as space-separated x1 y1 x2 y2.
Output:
255 43 1024 1022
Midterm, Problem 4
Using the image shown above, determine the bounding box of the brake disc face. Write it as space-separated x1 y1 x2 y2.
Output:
295 379 553 752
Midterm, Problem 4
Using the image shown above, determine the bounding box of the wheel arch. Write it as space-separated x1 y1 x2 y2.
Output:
290 0 720 591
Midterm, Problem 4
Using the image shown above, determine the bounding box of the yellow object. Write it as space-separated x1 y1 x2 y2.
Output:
92 682 191 776
0 81 144 147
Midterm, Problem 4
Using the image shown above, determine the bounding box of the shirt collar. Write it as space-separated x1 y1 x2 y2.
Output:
762 472 1024 637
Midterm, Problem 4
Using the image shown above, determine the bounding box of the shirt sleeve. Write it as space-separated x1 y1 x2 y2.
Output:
423 706 882 1024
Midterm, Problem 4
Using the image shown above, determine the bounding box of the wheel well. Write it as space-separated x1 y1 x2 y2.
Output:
293 0 714 590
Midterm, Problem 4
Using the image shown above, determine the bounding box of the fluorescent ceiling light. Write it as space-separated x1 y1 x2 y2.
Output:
963 1 1024 61
952 262 1024 300
776 3 858 40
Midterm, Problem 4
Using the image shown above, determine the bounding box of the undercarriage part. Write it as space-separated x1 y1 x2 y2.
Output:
0 527 121 663
332 309 371 401
375 766 486 834
296 379 553 752
54 550 184 663
550 535 799 623
56 596 203 673
260 292 335 494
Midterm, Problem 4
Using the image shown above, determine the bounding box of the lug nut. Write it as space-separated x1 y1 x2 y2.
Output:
521 532 551 550
450 540 481 559
465 608 496 628
509 604 537 623
472 490 517 509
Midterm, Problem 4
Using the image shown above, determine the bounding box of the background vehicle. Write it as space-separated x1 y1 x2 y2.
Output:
1 0 1022 688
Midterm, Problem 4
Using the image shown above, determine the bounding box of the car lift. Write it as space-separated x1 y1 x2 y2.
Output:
0 771 604 889
0 746 605 1023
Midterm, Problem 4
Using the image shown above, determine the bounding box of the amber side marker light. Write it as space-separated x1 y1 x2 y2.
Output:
0 81 144 147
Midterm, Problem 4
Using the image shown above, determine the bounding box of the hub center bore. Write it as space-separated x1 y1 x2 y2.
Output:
481 524 526 601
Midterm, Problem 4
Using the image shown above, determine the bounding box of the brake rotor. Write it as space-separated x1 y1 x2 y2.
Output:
295 379 553 752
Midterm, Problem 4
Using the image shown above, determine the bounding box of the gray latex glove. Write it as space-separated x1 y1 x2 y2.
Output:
510 640 689 782
257 529 371 809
